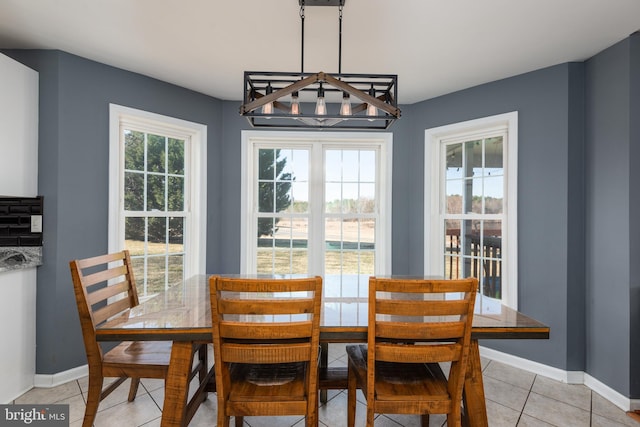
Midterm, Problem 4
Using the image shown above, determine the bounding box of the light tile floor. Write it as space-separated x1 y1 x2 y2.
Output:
11 344 640 427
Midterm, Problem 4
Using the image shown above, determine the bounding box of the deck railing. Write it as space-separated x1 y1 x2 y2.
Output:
445 229 502 298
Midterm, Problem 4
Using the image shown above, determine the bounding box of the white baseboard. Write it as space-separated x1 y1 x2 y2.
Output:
480 346 638 412
479 346 577 383
33 364 88 389
583 373 640 412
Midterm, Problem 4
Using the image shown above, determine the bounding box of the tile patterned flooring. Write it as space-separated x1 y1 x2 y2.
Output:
11 344 639 427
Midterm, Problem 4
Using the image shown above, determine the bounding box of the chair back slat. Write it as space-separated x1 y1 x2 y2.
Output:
219 298 315 315
219 322 313 340
215 278 320 293
93 298 132 326
87 279 130 307
82 265 129 288
375 299 469 316
75 251 129 269
375 342 463 364
374 278 476 294
375 320 466 341
221 343 312 364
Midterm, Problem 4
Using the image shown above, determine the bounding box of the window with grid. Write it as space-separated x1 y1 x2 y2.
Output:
109 105 207 296
425 113 517 308
242 132 392 321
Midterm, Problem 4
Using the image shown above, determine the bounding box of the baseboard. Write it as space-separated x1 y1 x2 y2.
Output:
480 346 638 412
479 346 578 383
584 373 640 412
33 364 88 389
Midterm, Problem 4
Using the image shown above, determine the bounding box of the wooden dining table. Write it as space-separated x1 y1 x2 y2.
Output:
96 275 549 427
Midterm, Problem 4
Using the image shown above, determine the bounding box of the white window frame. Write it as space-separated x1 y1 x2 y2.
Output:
241 130 392 276
108 104 207 280
424 112 518 308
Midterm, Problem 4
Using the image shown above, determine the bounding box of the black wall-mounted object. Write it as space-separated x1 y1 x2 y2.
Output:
0 196 43 247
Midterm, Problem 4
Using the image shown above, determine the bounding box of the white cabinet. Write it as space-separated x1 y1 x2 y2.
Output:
0 53 39 403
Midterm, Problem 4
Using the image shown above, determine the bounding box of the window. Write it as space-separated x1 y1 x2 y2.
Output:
241 131 392 299
425 112 518 308
109 105 207 296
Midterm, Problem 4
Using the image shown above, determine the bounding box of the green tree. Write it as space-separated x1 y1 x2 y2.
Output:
123 131 185 243
258 149 293 237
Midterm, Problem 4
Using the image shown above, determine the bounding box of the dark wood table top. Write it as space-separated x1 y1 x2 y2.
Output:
96 275 549 342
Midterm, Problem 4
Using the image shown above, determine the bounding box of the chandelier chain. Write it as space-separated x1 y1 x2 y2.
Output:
300 2 305 74
338 1 343 74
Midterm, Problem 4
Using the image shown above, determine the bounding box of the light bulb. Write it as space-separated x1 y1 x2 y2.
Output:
340 92 352 116
315 83 327 117
262 82 273 117
290 91 300 115
366 84 377 121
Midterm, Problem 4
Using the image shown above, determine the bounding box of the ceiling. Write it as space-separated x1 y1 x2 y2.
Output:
1 0 639 104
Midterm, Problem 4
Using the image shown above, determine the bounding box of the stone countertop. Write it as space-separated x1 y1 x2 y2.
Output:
0 246 42 273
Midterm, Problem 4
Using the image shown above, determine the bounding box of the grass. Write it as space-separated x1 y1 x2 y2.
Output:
125 240 184 295
256 249 374 275
126 239 376 293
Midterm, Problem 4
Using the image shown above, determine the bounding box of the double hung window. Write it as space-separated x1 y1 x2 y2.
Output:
425 113 517 308
109 105 207 296
242 131 392 302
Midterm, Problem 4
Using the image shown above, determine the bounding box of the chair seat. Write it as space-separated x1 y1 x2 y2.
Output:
228 362 307 402
346 344 449 402
103 341 172 368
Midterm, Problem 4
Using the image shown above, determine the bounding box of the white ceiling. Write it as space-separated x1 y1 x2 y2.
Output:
1 0 639 104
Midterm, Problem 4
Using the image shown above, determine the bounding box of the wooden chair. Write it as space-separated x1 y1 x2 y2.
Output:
69 250 209 427
209 275 323 427
346 277 478 427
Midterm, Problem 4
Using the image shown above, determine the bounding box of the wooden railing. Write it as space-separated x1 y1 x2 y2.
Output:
445 229 502 298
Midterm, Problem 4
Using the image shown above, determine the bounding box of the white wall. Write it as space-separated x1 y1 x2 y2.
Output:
0 53 39 403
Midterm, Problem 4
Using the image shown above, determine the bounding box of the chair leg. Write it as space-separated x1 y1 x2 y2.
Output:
83 373 104 427
421 414 430 426
306 390 318 427
217 412 230 427
447 410 462 427
128 378 140 402
366 406 375 427
347 362 357 427
234 415 244 426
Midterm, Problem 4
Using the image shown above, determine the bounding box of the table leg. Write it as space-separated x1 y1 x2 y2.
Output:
320 342 329 403
462 340 488 427
161 341 195 427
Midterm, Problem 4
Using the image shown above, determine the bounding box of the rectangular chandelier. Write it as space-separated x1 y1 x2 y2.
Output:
240 71 400 130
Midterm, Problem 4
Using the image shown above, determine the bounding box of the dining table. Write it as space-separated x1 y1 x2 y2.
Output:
95 274 550 427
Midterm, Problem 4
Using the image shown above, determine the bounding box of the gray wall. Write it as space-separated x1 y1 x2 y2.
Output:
402 63 586 371
2 50 223 374
4 32 640 399
585 32 640 397
630 32 640 399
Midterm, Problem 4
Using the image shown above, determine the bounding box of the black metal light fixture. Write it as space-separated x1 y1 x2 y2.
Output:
239 0 401 130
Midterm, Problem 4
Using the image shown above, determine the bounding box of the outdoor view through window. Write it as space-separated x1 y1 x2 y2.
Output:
444 136 503 299
255 145 380 300
123 129 187 295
